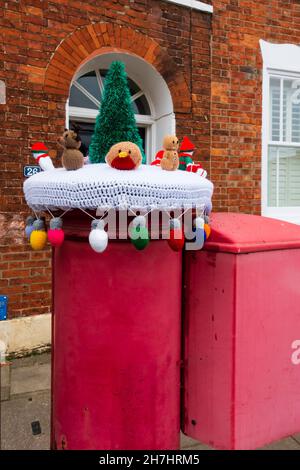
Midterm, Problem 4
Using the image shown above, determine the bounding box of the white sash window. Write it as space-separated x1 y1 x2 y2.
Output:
261 41 300 224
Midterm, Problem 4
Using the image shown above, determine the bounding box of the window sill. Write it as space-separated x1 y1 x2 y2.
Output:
164 0 213 13
263 207 300 225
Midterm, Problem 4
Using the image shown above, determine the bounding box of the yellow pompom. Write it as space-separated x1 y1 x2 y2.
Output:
30 230 47 250
204 223 211 239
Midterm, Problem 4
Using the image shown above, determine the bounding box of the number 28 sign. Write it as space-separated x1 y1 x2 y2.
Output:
23 165 41 178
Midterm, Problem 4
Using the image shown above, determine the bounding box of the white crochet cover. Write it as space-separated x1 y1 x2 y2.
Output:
23 163 214 212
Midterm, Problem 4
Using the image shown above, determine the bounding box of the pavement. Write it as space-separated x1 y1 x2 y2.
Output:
1 353 300 450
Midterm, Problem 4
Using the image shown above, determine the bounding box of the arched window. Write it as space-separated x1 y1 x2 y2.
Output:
67 52 175 163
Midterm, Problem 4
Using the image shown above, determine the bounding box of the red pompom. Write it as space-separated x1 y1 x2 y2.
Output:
168 228 185 251
47 229 65 247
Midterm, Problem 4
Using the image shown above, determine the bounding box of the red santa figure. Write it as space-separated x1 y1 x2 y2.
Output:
179 136 207 177
150 148 165 167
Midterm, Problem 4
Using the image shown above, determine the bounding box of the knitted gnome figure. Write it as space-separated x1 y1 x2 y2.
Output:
179 137 207 177
31 143 55 171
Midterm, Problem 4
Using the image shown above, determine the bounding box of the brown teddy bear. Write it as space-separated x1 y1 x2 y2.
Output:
106 142 142 170
160 135 179 171
58 129 84 171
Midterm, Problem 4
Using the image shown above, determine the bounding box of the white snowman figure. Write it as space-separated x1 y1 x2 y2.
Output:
31 142 54 171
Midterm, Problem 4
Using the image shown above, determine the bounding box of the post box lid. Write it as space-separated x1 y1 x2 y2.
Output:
205 213 300 253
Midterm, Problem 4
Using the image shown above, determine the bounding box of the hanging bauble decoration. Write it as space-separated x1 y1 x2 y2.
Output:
204 223 211 241
168 218 185 252
89 219 108 253
25 215 35 239
204 214 210 225
47 217 65 247
203 214 211 241
130 215 149 251
30 219 47 251
193 216 205 250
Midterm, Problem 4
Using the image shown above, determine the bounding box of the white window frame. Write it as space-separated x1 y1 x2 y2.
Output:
68 70 154 162
261 40 300 224
67 52 175 163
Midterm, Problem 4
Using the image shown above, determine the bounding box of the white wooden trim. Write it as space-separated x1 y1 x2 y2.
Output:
263 207 300 225
269 141 300 147
65 98 69 128
165 0 213 13
95 68 104 94
131 90 144 102
261 59 269 219
69 107 155 125
260 40 300 74
69 106 98 120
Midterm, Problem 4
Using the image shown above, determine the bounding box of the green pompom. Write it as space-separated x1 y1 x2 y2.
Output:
130 226 149 251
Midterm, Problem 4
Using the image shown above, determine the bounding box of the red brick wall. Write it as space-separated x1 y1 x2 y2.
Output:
3 0 300 319
210 0 300 213
0 0 211 318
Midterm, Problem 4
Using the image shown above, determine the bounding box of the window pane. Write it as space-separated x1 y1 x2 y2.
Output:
291 83 300 143
270 77 281 142
283 79 298 143
268 145 300 207
268 146 277 206
137 126 146 152
69 120 147 155
69 121 95 154
77 71 100 100
69 85 98 109
128 77 140 96
132 94 151 115
270 77 300 144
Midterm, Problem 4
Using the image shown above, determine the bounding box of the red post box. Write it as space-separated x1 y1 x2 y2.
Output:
183 212 300 450
51 211 182 450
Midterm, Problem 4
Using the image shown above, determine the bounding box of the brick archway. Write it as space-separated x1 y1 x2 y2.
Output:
43 22 191 114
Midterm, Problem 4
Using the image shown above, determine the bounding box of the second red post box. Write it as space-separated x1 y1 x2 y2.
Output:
183 212 300 450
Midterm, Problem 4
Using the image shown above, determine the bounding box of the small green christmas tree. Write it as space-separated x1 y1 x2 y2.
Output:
89 61 145 163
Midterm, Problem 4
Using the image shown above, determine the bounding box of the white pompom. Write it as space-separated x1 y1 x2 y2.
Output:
89 226 108 253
